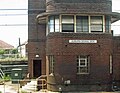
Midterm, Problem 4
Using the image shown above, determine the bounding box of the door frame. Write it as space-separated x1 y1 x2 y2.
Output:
32 58 42 78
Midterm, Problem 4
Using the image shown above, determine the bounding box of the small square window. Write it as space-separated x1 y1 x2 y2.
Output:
77 55 90 74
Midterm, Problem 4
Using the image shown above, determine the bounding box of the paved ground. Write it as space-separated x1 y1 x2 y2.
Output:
0 82 19 93
0 82 120 93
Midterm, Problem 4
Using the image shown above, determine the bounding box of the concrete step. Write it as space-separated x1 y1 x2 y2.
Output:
21 80 37 92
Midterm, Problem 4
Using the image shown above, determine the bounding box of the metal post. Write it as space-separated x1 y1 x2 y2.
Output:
17 79 19 93
42 79 43 90
4 78 5 93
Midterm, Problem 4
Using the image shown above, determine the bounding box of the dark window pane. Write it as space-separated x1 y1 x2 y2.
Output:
62 24 74 32
62 15 74 32
76 16 89 32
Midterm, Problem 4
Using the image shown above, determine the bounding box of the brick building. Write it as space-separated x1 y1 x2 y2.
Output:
28 0 120 91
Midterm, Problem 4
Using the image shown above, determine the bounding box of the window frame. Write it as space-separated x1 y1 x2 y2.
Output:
90 15 105 33
48 55 55 74
77 55 90 74
48 15 60 33
109 55 113 74
47 15 105 34
76 16 89 32
61 15 74 32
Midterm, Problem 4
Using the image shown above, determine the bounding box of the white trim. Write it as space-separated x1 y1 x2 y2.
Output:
47 14 106 34
60 15 62 32
103 15 105 33
77 55 89 74
89 16 91 33
74 15 76 33
46 16 49 35
110 55 112 74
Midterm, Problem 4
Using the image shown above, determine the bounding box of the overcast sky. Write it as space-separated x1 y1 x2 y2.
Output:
0 0 28 47
0 0 120 47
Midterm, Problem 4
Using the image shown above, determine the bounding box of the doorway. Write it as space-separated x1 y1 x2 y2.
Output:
33 60 41 78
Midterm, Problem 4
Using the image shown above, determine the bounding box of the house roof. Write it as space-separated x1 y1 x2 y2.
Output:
0 40 14 49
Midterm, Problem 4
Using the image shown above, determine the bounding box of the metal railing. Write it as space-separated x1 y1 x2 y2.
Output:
0 57 28 61
0 69 4 78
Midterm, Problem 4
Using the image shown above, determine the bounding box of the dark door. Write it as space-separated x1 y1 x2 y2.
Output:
33 60 41 78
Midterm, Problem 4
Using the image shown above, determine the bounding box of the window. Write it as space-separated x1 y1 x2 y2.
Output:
76 16 89 32
62 15 74 32
110 55 112 74
48 16 59 32
77 55 89 74
91 16 103 32
48 55 55 74
48 16 54 32
47 15 105 34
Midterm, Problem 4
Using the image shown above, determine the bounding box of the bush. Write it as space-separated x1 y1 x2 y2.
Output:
3 75 11 82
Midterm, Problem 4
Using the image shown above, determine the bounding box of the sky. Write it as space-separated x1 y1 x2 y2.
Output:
0 0 120 47
0 0 28 47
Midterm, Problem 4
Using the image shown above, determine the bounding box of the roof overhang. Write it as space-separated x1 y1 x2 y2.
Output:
36 12 120 24
110 12 120 23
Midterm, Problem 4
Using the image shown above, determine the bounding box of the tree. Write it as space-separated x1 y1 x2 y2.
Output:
11 48 18 54
0 49 5 54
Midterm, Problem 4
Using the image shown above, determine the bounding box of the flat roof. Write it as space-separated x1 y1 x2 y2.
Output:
36 12 120 23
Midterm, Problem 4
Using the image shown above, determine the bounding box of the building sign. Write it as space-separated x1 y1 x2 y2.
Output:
69 40 97 43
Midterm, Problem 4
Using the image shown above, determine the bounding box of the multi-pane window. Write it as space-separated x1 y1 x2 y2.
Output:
90 16 103 32
48 16 59 32
47 15 106 33
48 55 55 74
62 15 74 32
77 55 89 74
76 16 89 32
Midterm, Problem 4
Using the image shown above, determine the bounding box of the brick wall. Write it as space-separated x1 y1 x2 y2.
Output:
46 33 113 91
113 36 120 80
28 0 46 77
46 0 112 13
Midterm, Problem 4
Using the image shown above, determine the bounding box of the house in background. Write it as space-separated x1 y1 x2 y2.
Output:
0 40 14 49
28 0 120 92
17 41 28 58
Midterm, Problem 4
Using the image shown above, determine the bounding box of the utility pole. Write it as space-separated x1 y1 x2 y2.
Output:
18 38 22 57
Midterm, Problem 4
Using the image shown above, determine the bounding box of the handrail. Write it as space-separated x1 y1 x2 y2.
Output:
37 75 47 80
37 79 47 90
37 75 47 90
0 69 4 78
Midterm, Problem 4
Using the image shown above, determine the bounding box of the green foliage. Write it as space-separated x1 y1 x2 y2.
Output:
0 48 18 55
0 91 2 93
0 49 5 54
3 75 11 81
11 48 18 54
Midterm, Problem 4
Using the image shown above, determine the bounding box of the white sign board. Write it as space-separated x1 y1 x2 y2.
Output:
69 40 97 44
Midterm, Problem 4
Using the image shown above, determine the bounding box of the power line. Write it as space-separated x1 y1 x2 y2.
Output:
0 24 120 26
0 24 28 26
0 9 28 10
0 14 28 16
